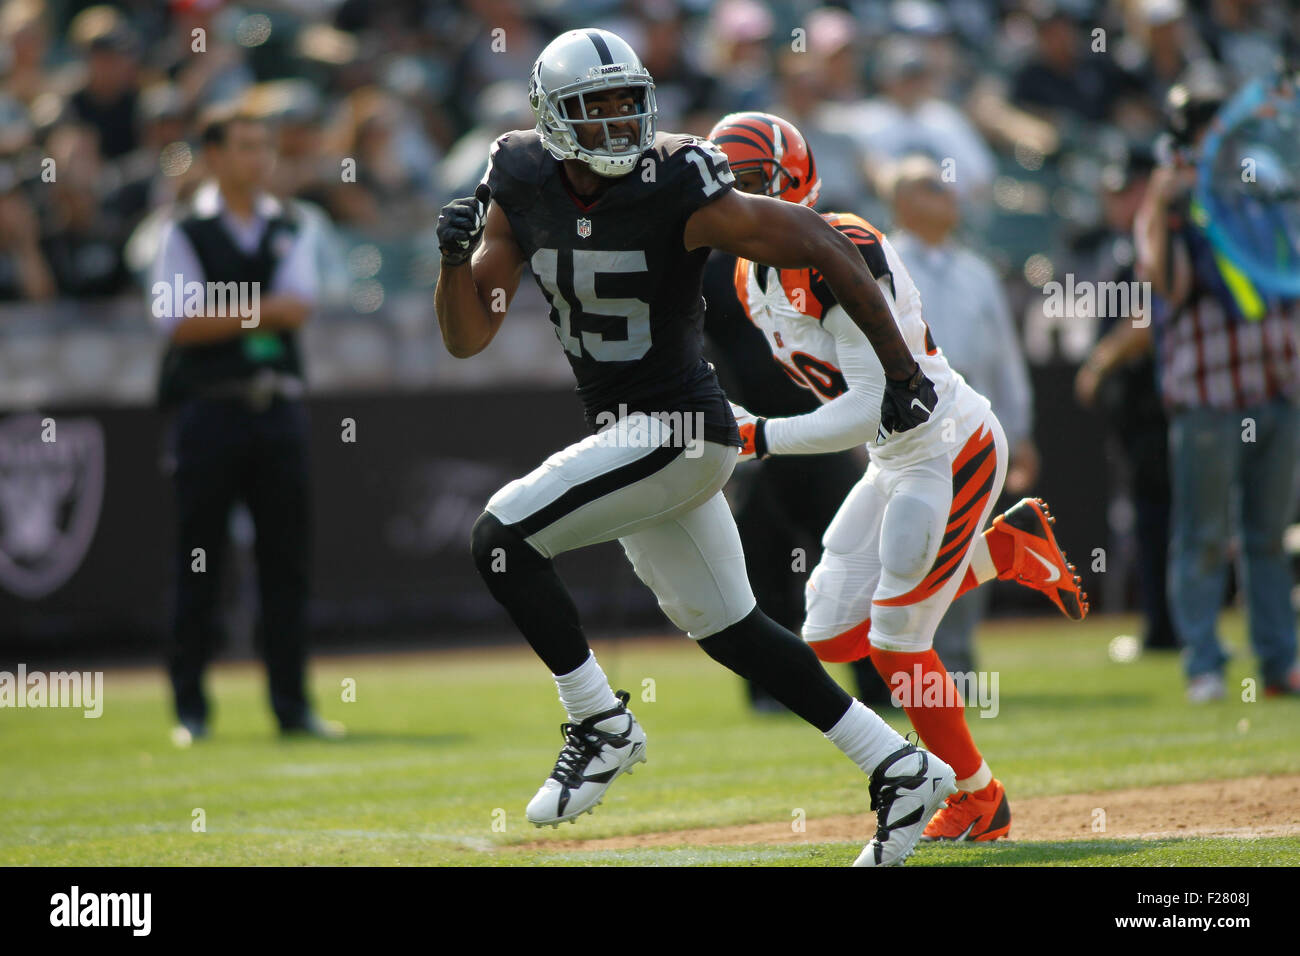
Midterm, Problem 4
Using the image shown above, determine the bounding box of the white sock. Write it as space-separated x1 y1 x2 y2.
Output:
824 699 908 776
969 534 998 583
956 760 993 793
554 652 620 721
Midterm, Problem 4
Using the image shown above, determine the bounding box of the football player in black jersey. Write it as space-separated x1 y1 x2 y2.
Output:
434 28 950 866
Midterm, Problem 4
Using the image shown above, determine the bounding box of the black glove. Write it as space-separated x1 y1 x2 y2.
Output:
879 363 938 438
437 183 491 265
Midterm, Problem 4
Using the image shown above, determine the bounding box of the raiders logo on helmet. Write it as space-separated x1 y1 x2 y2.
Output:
528 28 658 179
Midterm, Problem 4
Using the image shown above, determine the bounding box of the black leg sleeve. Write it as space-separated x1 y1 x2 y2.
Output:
699 606 853 732
471 512 591 675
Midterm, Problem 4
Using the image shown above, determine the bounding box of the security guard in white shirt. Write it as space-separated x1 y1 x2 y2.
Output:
151 105 340 743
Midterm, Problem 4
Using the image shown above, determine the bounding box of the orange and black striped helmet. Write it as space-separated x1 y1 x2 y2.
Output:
707 111 821 207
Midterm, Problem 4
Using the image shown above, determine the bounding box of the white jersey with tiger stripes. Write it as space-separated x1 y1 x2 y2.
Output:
735 215 990 468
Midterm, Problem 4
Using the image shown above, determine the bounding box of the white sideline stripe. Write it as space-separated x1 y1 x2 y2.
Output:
236 826 497 850
552 847 806 864
10 756 454 798
1128 824 1300 840
7 823 497 852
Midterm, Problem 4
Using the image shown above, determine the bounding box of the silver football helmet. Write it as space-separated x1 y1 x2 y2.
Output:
528 28 657 178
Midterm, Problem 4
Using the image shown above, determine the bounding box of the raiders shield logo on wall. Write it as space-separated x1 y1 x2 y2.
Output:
0 414 104 599
577 218 592 238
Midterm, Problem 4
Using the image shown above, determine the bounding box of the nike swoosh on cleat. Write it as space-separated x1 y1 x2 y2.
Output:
1026 547 1061 583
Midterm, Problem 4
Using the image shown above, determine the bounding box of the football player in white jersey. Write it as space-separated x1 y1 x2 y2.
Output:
709 112 1089 842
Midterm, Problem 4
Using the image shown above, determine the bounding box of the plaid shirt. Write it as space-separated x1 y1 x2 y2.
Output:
1154 226 1300 412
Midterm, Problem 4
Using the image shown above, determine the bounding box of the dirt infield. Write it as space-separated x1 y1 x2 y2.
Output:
526 774 1300 850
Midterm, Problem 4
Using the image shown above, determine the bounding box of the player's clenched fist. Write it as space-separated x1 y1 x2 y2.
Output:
879 363 938 438
730 402 768 462
437 183 491 265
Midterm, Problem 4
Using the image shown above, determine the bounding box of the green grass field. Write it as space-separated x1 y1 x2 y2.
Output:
3 611 1298 866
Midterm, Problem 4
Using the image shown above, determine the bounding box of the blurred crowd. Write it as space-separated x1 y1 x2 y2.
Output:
0 0 1294 314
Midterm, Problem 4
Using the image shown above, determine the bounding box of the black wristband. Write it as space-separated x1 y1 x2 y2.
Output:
754 417 769 459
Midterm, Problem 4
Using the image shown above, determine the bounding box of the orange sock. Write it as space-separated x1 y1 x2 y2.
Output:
984 524 1017 579
809 619 871 663
955 526 1016 598
870 647 983 780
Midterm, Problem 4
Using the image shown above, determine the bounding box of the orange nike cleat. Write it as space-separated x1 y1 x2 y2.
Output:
991 497 1090 621
920 778 1012 842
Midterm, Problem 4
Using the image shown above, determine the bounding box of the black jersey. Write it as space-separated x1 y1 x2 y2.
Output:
484 129 742 447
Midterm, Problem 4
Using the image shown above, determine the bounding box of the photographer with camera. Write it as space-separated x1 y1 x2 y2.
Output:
1135 65 1300 702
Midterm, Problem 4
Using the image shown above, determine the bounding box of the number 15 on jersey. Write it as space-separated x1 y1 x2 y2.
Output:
532 248 653 362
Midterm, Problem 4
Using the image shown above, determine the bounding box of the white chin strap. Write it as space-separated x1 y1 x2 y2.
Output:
583 153 638 177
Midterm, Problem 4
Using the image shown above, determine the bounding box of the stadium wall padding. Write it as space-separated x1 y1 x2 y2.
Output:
0 367 1109 661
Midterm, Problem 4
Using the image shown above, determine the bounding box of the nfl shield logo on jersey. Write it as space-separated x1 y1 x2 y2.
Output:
577 218 592 238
